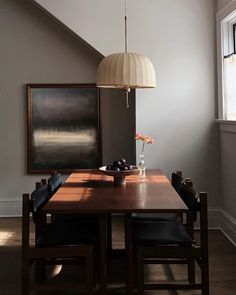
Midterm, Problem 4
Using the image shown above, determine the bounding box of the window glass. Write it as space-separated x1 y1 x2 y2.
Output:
234 24 236 54
224 55 236 120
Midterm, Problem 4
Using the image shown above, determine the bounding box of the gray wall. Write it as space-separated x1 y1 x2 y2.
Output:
220 129 236 218
0 0 135 215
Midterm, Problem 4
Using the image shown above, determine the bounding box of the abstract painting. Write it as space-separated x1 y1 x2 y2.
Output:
27 84 100 173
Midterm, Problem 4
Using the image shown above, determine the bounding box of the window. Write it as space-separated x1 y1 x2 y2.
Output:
217 1 236 121
224 53 236 120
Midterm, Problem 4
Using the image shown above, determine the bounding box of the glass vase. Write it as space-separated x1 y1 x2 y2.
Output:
138 154 146 178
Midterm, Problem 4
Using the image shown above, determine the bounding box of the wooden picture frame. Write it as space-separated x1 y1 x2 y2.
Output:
27 84 101 174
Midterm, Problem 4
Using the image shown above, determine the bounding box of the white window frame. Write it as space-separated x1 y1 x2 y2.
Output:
217 0 236 122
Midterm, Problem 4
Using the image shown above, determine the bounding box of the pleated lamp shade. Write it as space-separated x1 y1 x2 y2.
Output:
96 52 156 89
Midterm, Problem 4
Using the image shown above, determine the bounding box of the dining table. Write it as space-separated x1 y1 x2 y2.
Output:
42 169 189 294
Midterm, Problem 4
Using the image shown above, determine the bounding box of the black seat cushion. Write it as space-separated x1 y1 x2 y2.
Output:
36 220 99 247
132 220 193 246
132 212 179 221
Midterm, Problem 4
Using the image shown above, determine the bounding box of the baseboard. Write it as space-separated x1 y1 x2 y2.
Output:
195 207 236 247
219 208 236 247
0 201 236 246
0 200 22 217
207 207 222 229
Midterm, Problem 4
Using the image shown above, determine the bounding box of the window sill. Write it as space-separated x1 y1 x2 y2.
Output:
216 119 236 133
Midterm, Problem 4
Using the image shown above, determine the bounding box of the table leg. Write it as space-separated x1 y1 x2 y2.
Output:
99 214 107 294
107 213 112 253
125 213 133 295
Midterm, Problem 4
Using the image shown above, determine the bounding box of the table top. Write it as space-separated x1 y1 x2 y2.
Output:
43 169 188 214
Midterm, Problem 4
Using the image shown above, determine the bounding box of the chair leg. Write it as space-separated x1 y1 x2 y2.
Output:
93 245 98 287
107 213 112 253
137 247 144 295
201 258 209 295
133 249 138 289
21 256 30 295
86 246 94 295
188 258 195 284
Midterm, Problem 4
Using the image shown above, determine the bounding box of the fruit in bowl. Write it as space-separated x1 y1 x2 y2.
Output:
106 158 133 172
100 160 139 186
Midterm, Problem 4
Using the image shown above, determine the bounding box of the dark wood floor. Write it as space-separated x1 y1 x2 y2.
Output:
0 217 236 294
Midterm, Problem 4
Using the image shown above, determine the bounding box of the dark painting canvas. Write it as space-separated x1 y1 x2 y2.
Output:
27 84 100 173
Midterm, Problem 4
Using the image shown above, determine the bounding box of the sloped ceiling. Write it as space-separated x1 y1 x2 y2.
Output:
35 0 125 56
34 0 156 59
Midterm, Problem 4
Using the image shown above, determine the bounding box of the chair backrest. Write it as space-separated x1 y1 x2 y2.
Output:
22 193 31 250
35 181 42 189
171 171 184 194
41 178 47 186
48 173 62 196
199 192 208 254
31 184 50 222
179 183 199 222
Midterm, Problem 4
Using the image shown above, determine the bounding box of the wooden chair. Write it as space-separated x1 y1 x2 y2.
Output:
21 183 98 295
133 183 209 295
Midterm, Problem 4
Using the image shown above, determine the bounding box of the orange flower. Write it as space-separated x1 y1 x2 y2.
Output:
135 133 155 154
135 133 154 144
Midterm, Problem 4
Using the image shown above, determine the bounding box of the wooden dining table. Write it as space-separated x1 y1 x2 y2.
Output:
42 169 188 294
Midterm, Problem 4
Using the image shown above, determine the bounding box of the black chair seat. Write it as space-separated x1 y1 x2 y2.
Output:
132 212 179 221
132 220 193 246
37 220 99 247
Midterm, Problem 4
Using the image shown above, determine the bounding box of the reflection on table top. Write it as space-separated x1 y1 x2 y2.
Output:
43 169 188 214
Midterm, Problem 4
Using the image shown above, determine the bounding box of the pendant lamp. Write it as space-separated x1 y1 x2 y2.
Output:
96 0 156 108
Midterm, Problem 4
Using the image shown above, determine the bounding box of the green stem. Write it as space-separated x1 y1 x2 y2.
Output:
142 142 145 154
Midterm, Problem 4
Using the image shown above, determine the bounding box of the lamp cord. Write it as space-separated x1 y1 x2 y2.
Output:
125 0 128 53
126 91 129 108
125 0 130 108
